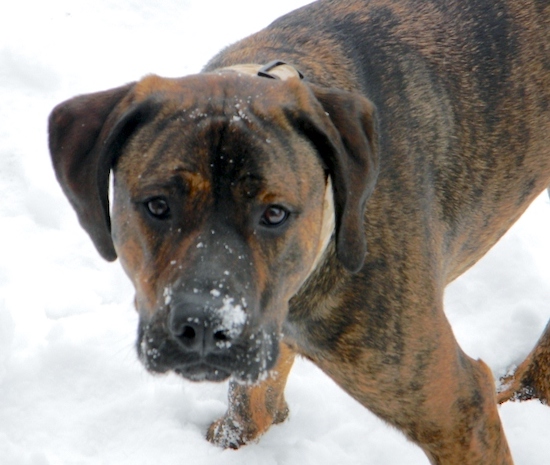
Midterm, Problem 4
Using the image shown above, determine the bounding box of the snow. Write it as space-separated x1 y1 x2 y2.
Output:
214 295 247 343
217 296 246 329
1 0 549 463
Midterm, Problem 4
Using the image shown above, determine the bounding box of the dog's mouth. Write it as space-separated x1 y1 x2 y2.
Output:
136 318 280 383
174 363 232 383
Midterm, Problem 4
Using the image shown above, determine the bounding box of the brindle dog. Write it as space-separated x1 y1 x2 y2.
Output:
48 0 549 463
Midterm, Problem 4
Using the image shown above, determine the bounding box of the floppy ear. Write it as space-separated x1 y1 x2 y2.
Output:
290 83 379 272
48 83 135 261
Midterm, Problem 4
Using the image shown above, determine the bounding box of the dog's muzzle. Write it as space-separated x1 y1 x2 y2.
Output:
137 289 279 383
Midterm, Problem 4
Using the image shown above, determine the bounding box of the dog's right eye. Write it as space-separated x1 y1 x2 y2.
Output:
145 197 171 219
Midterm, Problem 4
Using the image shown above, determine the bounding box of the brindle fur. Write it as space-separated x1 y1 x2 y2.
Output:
48 0 549 463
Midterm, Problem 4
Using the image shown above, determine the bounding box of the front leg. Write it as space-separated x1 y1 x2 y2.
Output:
207 342 295 448
311 307 514 464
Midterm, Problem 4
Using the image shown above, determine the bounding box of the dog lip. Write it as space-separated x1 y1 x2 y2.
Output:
174 362 232 382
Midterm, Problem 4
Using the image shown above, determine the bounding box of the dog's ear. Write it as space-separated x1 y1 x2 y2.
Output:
289 82 379 272
48 84 136 261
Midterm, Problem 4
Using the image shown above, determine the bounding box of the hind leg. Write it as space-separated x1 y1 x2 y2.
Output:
498 320 550 405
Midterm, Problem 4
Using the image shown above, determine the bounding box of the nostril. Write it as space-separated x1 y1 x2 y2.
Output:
168 295 243 353
213 330 230 342
180 325 197 340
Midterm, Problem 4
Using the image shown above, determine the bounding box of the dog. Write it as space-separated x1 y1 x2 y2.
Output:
47 0 549 463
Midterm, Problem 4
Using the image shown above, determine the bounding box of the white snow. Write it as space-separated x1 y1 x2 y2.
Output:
164 286 173 305
1 0 549 464
216 296 247 340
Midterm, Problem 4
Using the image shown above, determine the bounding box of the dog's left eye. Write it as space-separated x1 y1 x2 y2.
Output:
260 205 289 227
145 197 171 219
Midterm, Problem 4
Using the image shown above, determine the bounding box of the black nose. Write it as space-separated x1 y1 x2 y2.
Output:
168 294 240 354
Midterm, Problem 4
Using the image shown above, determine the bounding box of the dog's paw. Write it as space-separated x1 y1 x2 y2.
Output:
206 415 251 449
206 401 290 449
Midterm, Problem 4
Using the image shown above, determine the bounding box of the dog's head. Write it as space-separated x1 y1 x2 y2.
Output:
48 71 378 383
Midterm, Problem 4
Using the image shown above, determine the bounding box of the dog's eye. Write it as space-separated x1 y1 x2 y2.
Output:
260 205 289 227
145 197 171 219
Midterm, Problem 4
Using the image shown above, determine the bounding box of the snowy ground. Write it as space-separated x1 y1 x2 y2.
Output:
1 1 549 464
